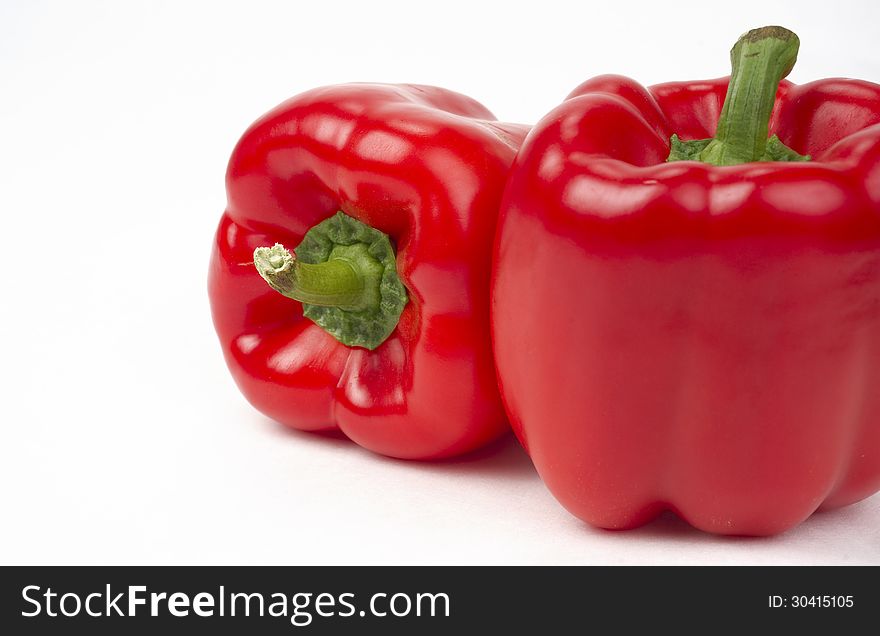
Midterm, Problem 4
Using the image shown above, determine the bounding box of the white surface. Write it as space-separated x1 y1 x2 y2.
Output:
2 0 879 565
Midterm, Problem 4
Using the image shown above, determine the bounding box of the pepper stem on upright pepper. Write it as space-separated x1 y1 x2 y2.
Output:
667 26 810 165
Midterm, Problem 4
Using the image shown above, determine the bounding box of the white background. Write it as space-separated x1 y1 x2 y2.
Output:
2 0 879 565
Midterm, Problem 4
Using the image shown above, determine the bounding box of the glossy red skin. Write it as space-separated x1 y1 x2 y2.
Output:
492 74 880 535
210 83 528 460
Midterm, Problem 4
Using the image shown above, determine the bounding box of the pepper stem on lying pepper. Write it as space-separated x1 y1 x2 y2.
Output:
253 243 381 311
252 212 409 350
667 26 810 165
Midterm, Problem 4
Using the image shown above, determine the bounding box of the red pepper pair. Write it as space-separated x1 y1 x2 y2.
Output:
209 27 880 535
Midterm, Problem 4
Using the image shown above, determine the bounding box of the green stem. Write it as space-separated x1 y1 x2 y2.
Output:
250 212 409 351
254 243 376 311
667 26 810 165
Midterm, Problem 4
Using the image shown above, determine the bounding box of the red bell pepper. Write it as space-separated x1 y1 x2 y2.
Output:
492 27 880 534
209 83 527 459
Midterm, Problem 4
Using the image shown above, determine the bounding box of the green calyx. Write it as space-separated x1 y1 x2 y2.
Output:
667 26 810 166
253 212 408 350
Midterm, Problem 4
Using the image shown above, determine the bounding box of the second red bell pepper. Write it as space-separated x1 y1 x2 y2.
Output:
492 27 880 535
209 83 527 459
